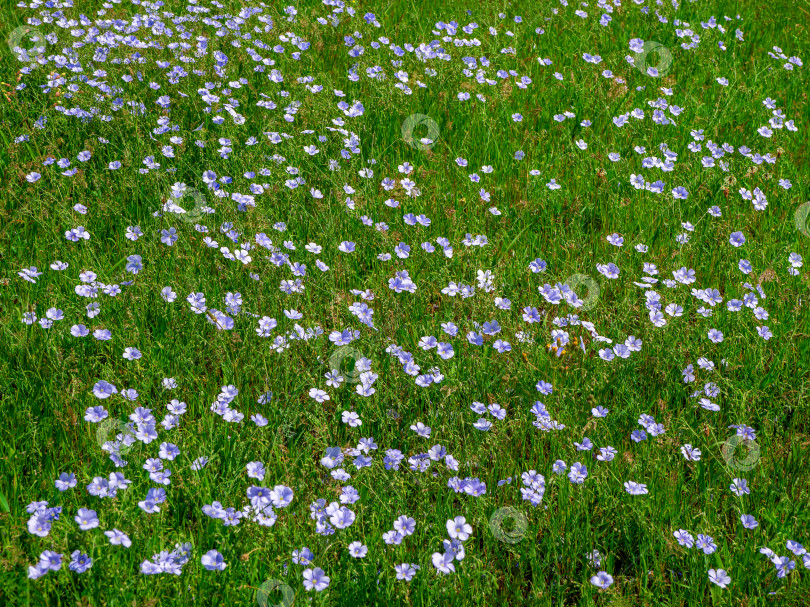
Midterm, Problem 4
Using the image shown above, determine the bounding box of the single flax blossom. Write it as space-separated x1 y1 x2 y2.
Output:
303 567 330 591
708 569 731 589
590 571 614 589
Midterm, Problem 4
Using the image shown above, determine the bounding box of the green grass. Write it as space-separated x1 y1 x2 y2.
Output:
1 0 810 605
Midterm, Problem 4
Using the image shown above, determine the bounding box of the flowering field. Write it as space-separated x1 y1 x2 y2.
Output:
2 0 809 604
